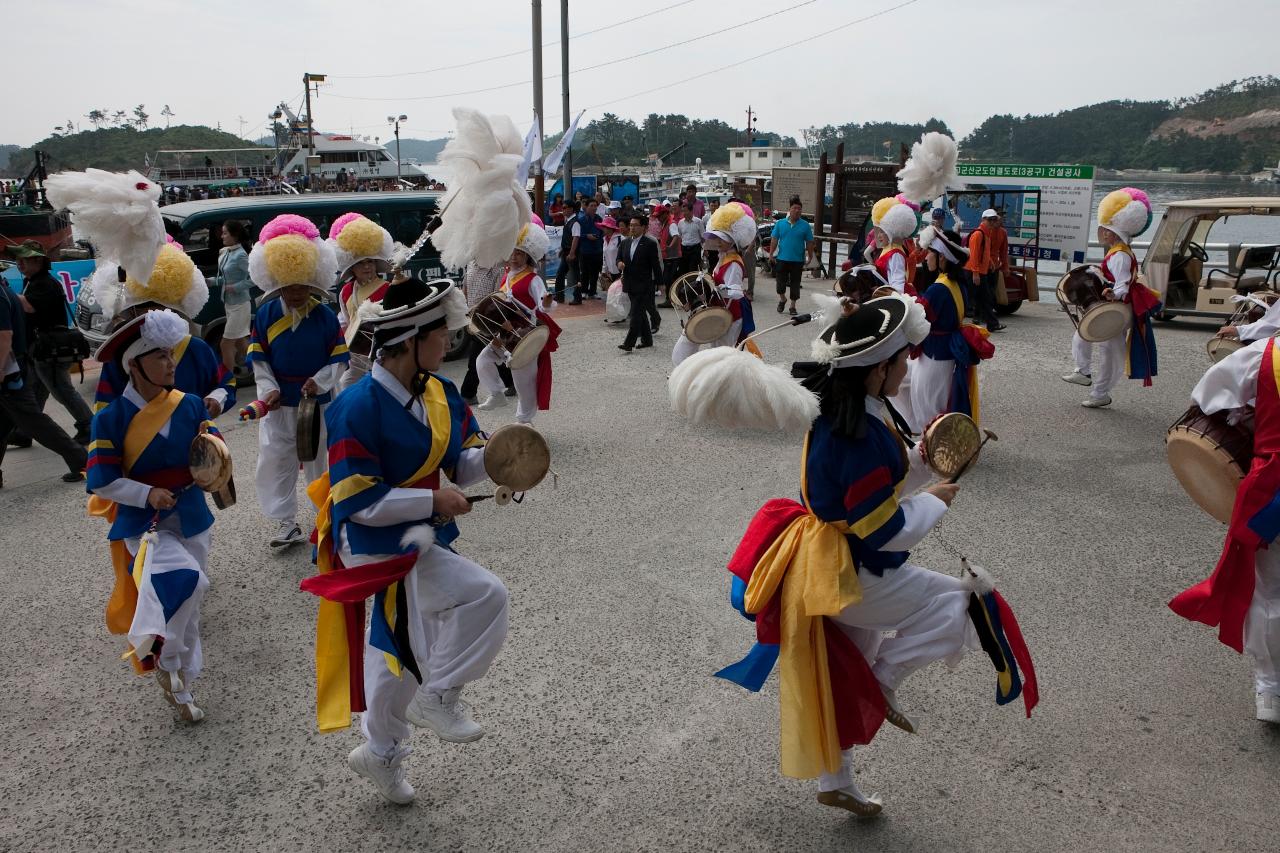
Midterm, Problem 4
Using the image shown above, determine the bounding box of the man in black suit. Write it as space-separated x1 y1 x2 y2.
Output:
617 215 662 351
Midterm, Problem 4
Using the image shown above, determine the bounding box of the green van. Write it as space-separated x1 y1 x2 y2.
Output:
74 190 466 356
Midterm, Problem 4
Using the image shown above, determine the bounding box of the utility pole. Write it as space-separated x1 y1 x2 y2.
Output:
302 72 326 190
746 106 754 147
560 0 572 202
388 114 407 183
532 0 545 218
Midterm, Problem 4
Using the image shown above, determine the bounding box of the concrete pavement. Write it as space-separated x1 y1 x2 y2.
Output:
1 289 1276 852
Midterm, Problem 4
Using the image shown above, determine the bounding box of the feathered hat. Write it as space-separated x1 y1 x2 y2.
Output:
88 237 208 321
706 202 757 250
513 221 550 263
871 195 920 243
328 212 394 280
896 132 959 205
94 308 190 370
1097 187 1152 244
429 107 532 271
809 293 930 369
669 346 819 434
44 169 164 282
355 277 469 355
249 214 338 299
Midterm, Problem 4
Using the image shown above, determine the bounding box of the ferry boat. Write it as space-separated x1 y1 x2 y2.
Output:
147 133 428 190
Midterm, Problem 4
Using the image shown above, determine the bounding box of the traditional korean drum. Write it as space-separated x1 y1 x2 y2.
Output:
1166 405 1255 524
669 272 733 345
1056 267 1132 343
188 432 235 509
469 293 550 370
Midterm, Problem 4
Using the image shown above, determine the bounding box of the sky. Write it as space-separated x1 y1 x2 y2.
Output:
9 0 1277 149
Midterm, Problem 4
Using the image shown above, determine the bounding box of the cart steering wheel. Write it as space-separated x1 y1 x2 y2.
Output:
1186 241 1209 262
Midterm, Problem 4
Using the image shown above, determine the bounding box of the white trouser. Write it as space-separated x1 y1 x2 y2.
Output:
476 344 540 424
671 318 743 367
818 562 979 792
254 404 328 521
360 544 510 757
1248 547 1280 695
910 355 956 432
125 525 211 705
1072 331 1126 399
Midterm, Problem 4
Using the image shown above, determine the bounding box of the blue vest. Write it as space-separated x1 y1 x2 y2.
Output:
576 212 603 255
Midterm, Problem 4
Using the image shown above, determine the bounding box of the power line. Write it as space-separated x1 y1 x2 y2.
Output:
324 0 821 103
331 0 698 81
578 0 923 116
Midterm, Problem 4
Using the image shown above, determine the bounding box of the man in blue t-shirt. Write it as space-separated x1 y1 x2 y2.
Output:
768 196 814 316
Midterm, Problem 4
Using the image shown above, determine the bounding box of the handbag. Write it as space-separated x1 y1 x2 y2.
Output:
34 325 92 365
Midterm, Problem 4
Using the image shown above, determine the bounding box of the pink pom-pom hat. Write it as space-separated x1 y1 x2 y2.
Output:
260 213 319 243
328 211 366 239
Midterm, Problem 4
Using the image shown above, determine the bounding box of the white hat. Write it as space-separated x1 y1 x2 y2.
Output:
916 225 968 265
249 214 339 299
513 221 550 262
871 196 920 243
981 208 999 219
96 308 190 368
89 238 208 321
706 202 756 250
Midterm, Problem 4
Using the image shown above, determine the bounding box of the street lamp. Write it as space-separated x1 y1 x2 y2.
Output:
388 114 407 184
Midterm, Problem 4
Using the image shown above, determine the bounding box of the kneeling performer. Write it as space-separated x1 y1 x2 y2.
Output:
303 277 509 804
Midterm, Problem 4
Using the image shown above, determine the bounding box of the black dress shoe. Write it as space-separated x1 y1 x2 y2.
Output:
62 470 85 483
651 323 660 334
636 342 653 349
7 437 32 449
618 344 633 352
504 387 517 397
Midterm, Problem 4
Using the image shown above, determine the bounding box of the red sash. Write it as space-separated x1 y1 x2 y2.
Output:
1169 338 1280 651
503 268 560 410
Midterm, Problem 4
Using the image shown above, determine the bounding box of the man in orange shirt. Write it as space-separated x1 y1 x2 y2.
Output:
963 209 1008 332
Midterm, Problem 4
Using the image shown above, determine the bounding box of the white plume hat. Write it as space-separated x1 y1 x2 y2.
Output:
44 169 164 283
896 132 959 204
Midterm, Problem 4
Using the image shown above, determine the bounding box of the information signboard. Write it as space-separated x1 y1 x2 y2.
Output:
771 167 818 213
837 162 899 237
731 179 767 214
951 163 1095 263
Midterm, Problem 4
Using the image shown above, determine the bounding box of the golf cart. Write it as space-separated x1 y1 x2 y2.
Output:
1142 197 1280 319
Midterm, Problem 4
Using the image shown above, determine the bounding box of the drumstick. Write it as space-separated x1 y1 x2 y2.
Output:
466 494 494 504
946 429 999 484
736 313 814 349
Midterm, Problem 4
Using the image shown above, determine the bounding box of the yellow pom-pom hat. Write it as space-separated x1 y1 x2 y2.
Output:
1097 187 1152 244
248 214 338 299
706 202 757 250
870 195 920 243
328 212 395 280
89 238 208 320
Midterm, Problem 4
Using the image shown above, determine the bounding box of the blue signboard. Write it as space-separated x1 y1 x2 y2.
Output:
1 259 96 325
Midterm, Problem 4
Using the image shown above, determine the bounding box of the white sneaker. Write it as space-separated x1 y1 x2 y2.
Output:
1081 395 1112 409
348 743 415 804
881 686 917 734
477 395 507 411
1062 371 1092 387
1257 692 1280 724
405 687 485 743
269 520 304 548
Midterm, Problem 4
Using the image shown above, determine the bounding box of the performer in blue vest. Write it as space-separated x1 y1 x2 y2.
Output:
302 277 509 805
246 215 348 549
87 309 224 723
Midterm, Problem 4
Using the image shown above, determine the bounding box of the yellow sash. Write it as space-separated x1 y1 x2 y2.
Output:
935 274 984 426
88 389 185 651
308 374 454 732
740 433 863 778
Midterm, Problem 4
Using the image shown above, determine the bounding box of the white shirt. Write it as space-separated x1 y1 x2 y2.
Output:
603 234 622 275
885 252 907 293
716 261 745 300
1238 296 1280 341
1192 336 1266 414
863 395 948 552
677 217 705 246
91 382 176 509
1103 250 1134 300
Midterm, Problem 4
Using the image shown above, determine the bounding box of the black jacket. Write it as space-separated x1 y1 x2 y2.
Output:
619 235 662 296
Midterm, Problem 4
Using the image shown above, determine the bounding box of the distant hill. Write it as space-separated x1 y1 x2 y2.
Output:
961 76 1280 173
0 144 20 172
394 137 449 164
4 125 262 176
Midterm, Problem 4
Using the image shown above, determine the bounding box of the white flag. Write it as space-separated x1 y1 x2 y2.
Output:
517 114 543 185
542 110 584 175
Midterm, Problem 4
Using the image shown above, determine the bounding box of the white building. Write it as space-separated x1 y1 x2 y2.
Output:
726 144 805 174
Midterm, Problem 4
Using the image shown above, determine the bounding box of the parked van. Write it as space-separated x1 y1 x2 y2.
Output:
74 191 466 356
